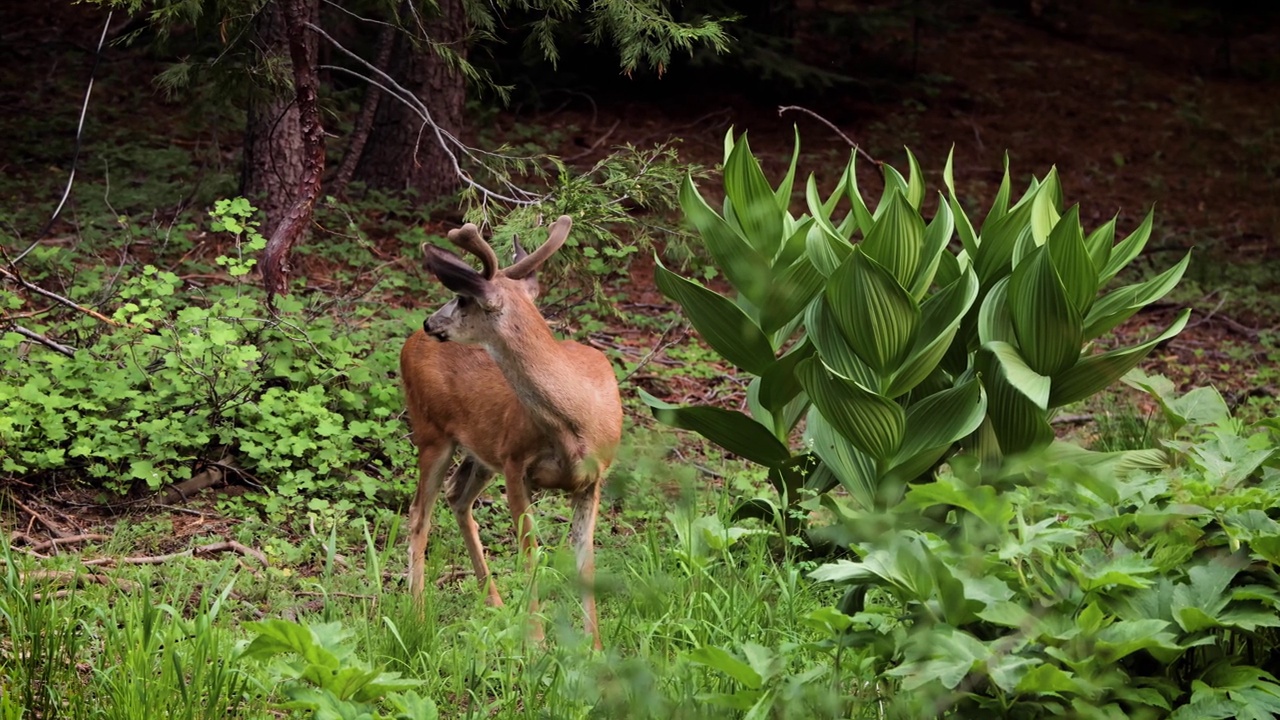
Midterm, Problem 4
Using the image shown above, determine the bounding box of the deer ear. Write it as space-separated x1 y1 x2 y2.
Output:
423 244 491 300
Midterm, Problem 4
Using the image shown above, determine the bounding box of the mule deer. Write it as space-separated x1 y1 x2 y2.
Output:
399 215 622 649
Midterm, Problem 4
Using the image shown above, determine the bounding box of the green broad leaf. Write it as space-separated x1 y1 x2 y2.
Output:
908 194 954 300
904 477 1014 529
804 220 851 277
796 357 905 462
943 147 979 258
388 691 440 720
1029 167 1062 246
979 153 1013 237
722 126 735 164
821 168 851 224
724 135 785 257
1014 664 1081 695
759 340 815 413
639 390 792 467
688 646 763 690
875 164 911 219
681 175 773 307
805 297 878 389
973 189 1034 286
1048 309 1190 407
1123 368 1229 433
1082 251 1191 339
861 189 926 290
1046 205 1098 314
1095 620 1181 663
888 268 978 398
904 148 925 210
774 216 813 269
805 173 841 229
977 276 1016 346
747 375 809 441
804 406 879 509
1008 244 1083 376
1099 206 1155 284
843 152 875 236
984 341 1051 409
654 261 776 376
887 378 986 481
934 249 962 288
1084 215 1117 276
1038 440 1168 475
760 256 825 334
978 348 1055 456
826 247 921 374
775 126 801 208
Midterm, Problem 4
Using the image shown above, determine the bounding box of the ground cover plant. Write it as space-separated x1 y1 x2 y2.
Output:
3 1 1280 718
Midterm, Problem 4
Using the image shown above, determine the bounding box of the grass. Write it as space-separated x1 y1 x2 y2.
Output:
0 454 857 719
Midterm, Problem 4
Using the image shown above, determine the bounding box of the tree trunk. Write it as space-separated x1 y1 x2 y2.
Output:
354 0 467 206
243 1 315 238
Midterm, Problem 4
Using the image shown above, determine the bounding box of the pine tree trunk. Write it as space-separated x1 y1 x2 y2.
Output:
242 1 315 238
355 0 467 205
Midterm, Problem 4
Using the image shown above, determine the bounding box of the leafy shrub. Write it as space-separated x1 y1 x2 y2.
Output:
0 199 417 518
643 131 1190 531
808 376 1280 718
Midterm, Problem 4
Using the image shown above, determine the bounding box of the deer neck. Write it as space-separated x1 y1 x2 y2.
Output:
483 307 584 440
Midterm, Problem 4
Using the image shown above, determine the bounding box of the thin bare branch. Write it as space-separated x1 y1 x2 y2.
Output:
9 325 78 357
778 105 881 167
0 265 122 326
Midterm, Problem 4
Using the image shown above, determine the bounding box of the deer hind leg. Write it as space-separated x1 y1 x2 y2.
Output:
445 455 501 606
408 439 455 600
569 482 603 650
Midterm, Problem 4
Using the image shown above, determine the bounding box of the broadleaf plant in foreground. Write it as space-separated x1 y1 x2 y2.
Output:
644 130 1191 531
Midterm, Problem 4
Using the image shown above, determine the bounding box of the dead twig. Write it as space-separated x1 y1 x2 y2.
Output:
22 569 140 594
155 460 231 505
621 317 688 384
82 540 269 568
9 325 78 357
777 105 882 168
6 493 71 538
0 266 121 326
435 566 473 587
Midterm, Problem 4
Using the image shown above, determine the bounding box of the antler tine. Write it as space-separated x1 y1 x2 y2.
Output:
512 234 528 263
446 223 500 280
504 215 571 280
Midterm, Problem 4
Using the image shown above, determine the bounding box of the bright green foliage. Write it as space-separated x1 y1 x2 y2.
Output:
0 199 416 518
808 378 1280 718
241 619 437 719
644 130 1191 525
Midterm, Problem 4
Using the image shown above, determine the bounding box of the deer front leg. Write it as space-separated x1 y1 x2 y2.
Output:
569 482 603 650
503 460 543 643
408 440 454 600
446 455 501 606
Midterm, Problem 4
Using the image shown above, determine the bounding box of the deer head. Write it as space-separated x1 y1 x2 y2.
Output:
421 216 570 344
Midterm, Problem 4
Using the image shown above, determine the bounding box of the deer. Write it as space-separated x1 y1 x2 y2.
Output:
399 215 623 650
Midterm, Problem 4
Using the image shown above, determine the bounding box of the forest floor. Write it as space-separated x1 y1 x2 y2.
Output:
2 1 1278 532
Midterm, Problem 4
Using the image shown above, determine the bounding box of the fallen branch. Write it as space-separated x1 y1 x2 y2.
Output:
24 533 110 553
23 569 140 594
155 461 230 505
9 325 78 357
0 265 121 326
82 540 269 568
6 493 72 538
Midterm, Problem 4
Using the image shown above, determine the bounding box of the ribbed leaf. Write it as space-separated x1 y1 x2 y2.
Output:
804 406 879 510
1046 205 1098 314
1008 245 1083 376
760 256 825 334
887 268 978 398
775 126 801 209
1083 251 1191 339
977 276 1016 345
747 375 809 441
654 261 776 375
876 164 911 219
679 174 772 306
804 220 851 277
1040 441 1168 475
861 189 925 290
907 194 954 300
943 147 979 258
759 340 815 413
1099 207 1155 284
639 390 792 467
722 126 735 164
980 153 1013 237
1029 167 1062 246
974 187 1035 286
979 349 1055 456
826 247 921 374
1049 309 1190 407
796 357 905 462
984 341 1051 409
844 152 876 237
904 147 925 210
888 377 987 481
1084 216 1117 277
774 216 814 269
805 297 878 389
724 135 785 257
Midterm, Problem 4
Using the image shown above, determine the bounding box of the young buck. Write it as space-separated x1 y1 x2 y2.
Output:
399 215 622 649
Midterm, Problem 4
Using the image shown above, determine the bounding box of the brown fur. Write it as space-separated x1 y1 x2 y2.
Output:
400 216 622 649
